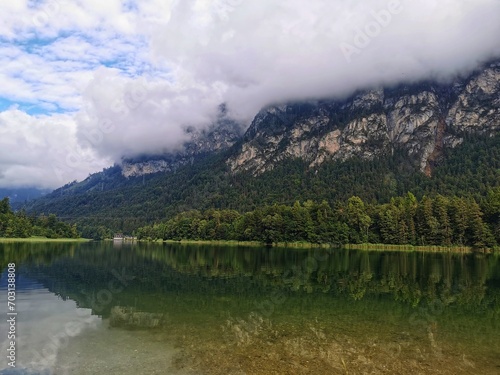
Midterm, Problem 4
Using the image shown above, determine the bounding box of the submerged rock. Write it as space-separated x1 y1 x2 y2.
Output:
109 306 166 329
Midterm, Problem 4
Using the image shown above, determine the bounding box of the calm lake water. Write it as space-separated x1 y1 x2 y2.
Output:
0 242 499 375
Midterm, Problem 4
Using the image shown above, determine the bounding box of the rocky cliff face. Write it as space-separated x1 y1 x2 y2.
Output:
121 117 242 177
228 62 500 176
120 61 500 179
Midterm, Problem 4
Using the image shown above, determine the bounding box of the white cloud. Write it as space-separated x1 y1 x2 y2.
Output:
0 109 110 189
76 67 223 161
145 0 500 119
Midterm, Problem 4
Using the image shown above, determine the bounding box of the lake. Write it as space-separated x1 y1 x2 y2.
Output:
1 241 499 374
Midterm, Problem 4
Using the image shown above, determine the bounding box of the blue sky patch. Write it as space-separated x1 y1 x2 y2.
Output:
0 97 64 115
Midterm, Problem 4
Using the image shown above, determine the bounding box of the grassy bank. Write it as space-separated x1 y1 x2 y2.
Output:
0 237 91 243
162 239 263 247
150 239 332 248
350 243 500 254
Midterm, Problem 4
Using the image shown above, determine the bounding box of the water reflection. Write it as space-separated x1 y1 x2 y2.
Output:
0 242 499 374
0 252 99 374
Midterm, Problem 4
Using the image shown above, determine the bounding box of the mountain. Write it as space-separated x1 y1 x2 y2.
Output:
120 107 243 178
21 61 500 236
0 187 49 206
229 61 500 176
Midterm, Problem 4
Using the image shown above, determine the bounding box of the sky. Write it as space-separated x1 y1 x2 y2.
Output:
1 0 500 189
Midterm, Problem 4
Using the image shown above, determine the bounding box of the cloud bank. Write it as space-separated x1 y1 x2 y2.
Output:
1 0 500 188
0 109 110 189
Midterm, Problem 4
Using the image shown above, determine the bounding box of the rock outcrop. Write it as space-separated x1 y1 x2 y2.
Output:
121 117 242 177
228 62 500 176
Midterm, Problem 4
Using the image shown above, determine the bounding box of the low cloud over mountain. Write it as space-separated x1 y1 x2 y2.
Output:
1 0 500 188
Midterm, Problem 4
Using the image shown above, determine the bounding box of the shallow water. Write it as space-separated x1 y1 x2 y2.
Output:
1 241 499 374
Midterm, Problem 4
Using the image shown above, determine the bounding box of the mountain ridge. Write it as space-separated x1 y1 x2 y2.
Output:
228 61 500 176
17 60 500 235
108 60 500 181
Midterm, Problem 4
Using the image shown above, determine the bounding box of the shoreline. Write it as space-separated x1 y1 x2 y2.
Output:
344 243 481 254
5 236 493 254
145 239 498 254
0 237 91 243
161 239 331 249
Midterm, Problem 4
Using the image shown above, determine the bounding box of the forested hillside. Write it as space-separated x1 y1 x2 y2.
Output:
22 133 500 239
0 197 79 239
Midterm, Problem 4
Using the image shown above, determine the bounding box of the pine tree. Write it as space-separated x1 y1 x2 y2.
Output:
346 196 372 243
416 196 439 245
484 187 500 243
449 197 468 245
466 198 495 247
433 195 452 246
0 197 11 215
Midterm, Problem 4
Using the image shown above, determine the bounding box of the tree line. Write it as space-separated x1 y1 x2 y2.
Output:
136 189 500 248
0 197 79 239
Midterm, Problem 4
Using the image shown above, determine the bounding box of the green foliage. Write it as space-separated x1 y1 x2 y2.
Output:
137 193 500 248
0 197 80 239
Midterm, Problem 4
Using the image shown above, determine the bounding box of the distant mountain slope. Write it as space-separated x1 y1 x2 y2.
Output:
120 111 243 178
21 61 500 235
0 187 49 206
23 133 500 236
